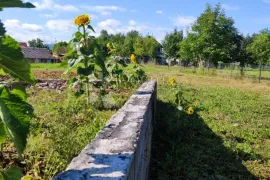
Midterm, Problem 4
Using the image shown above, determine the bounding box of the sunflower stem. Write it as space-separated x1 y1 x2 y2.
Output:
82 25 90 105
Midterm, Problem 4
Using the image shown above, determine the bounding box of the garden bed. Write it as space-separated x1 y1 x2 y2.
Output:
0 87 135 179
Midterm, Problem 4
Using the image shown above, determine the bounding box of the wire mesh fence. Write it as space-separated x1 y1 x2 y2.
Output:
174 62 270 82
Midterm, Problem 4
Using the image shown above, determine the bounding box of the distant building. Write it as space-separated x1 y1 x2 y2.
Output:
19 42 28 48
21 47 60 63
52 47 67 62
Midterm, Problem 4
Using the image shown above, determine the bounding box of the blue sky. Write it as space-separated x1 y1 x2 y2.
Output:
1 0 270 43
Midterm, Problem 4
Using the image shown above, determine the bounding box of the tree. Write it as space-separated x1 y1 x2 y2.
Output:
162 29 183 59
144 36 160 60
124 30 140 55
179 33 197 65
28 38 47 48
134 36 146 62
109 33 127 57
52 41 68 55
184 3 240 67
247 31 270 82
133 35 160 63
97 30 110 46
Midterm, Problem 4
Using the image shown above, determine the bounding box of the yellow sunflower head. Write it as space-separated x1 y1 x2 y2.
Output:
187 107 194 115
168 77 176 86
130 54 136 64
106 43 111 49
74 14 91 26
106 43 113 51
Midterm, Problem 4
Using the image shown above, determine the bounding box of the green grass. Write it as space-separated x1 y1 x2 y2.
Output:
1 88 134 179
150 74 270 179
31 63 64 70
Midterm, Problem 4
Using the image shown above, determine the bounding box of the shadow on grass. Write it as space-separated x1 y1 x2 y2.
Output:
149 100 258 180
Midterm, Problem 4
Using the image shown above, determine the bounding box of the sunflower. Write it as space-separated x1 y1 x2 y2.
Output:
130 54 136 64
168 77 176 86
106 43 111 49
74 14 91 26
187 107 194 115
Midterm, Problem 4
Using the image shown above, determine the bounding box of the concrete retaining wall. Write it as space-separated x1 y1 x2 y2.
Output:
54 80 157 180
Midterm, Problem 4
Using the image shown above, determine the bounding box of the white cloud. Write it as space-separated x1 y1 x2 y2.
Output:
32 0 79 12
41 13 58 18
221 4 240 11
82 5 126 16
54 4 79 12
3 19 54 43
46 19 73 31
97 19 122 30
96 18 168 42
129 20 136 26
156 10 163 14
100 11 112 16
97 19 147 34
4 19 43 32
171 15 196 27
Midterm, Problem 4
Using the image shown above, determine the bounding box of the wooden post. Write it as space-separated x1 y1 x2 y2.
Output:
259 61 262 83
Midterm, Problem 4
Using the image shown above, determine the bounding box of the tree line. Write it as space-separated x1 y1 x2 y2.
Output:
162 3 270 79
38 3 270 76
51 30 161 63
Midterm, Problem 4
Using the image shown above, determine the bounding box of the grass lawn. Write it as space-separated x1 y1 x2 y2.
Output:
149 69 270 179
31 63 64 70
27 63 270 179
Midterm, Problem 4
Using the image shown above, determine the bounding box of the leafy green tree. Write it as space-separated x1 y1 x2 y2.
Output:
109 33 129 58
97 30 110 47
0 0 35 179
247 31 270 82
185 3 240 67
162 29 183 59
179 33 202 65
28 38 47 48
134 36 147 62
133 36 160 63
242 34 256 65
144 36 160 61
124 30 140 55
52 41 68 55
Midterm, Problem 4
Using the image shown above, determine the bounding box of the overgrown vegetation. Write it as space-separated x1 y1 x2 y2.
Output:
1 89 134 179
0 1 35 179
1 12 147 179
150 73 270 180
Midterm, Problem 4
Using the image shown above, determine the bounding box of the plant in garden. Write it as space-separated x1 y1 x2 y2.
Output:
106 42 128 89
129 54 147 84
64 14 108 105
168 77 176 86
0 0 35 179
169 78 198 115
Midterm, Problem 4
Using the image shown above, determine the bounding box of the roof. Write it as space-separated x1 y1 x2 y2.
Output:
19 42 27 48
21 47 57 59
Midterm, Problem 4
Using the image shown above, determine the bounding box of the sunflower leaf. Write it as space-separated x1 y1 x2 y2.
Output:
0 35 35 84
0 167 23 180
87 25 96 33
0 86 33 157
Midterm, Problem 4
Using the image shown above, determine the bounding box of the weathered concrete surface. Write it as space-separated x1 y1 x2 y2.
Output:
54 81 157 180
